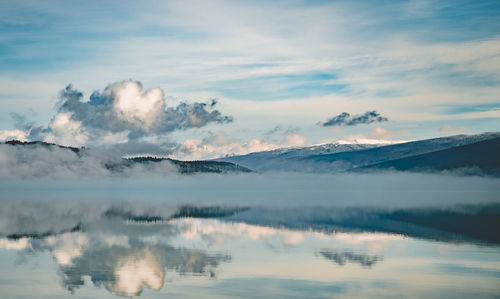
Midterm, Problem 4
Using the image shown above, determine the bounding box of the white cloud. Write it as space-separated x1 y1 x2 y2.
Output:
108 81 165 130
0 129 27 142
43 113 89 146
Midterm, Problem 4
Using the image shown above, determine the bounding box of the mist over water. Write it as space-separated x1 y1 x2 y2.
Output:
2 172 499 206
1 173 499 241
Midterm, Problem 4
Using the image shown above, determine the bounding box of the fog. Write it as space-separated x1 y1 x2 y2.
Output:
0 143 178 179
1 172 498 206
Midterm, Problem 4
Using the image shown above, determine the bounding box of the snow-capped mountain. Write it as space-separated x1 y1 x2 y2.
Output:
214 142 382 171
217 132 500 173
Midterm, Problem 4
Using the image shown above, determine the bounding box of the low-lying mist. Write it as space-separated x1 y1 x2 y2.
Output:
2 172 499 207
1 172 499 243
0 143 178 179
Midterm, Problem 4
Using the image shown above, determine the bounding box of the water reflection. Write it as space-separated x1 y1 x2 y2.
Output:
0 217 499 298
1 220 235 296
317 250 383 268
59 242 229 296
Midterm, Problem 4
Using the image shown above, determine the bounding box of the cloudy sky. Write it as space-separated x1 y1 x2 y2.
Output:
0 0 499 159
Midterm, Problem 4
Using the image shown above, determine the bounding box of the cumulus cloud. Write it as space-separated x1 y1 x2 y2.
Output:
320 111 388 127
25 81 232 146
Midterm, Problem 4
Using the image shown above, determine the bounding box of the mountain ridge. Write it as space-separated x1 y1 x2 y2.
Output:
3 131 499 176
358 137 500 176
216 132 500 173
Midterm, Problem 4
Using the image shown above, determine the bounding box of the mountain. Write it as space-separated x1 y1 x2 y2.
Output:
359 137 500 175
4 132 500 176
124 156 252 174
214 142 381 171
217 132 500 173
300 132 500 171
5 140 82 154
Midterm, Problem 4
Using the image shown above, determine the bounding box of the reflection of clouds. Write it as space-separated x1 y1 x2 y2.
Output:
318 250 383 268
9 229 230 297
44 233 89 265
173 219 406 249
173 218 305 246
334 232 405 251
1 216 409 297
57 241 229 297
0 237 29 250
110 248 164 296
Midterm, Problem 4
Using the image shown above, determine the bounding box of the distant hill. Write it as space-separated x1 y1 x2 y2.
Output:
300 132 500 172
5 140 82 154
217 132 500 173
125 156 252 174
215 143 380 171
359 137 500 175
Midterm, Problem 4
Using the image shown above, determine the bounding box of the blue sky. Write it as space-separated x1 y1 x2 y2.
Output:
0 0 499 158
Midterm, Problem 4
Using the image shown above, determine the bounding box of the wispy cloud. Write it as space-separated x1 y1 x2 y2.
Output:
0 0 499 143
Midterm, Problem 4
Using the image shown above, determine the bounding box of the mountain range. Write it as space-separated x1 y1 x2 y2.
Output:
3 132 500 176
216 132 500 175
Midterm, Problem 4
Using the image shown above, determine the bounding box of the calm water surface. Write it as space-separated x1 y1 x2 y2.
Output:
0 174 499 298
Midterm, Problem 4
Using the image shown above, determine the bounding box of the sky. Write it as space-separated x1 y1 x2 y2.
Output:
0 0 499 159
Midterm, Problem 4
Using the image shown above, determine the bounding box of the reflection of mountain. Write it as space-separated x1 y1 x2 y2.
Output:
217 132 500 174
317 250 383 268
227 204 500 244
104 205 250 223
2 201 500 246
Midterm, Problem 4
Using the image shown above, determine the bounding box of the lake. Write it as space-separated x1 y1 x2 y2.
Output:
1 173 499 298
